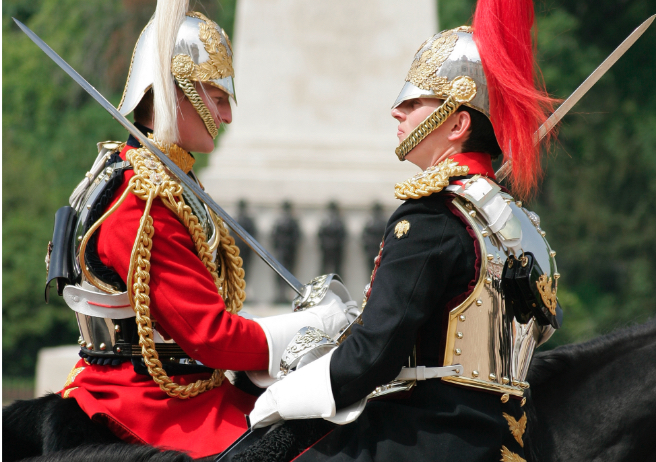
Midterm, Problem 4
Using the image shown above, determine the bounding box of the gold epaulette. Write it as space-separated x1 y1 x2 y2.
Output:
394 158 469 200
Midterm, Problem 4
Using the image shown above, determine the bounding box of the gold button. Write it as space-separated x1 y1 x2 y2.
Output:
456 332 463 339
455 348 462 356
472 370 479 378
459 315 466 322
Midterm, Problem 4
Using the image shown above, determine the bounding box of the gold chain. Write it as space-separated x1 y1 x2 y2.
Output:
125 146 244 398
395 96 460 161
175 77 219 139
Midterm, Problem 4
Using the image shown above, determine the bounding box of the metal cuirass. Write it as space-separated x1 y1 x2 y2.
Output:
440 176 559 397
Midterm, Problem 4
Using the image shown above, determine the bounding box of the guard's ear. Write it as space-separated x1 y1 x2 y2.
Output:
447 110 471 142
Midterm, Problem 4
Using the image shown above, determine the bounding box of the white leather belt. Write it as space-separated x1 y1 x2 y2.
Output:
395 365 462 381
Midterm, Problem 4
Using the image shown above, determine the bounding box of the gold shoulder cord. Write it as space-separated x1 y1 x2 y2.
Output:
80 143 246 399
394 157 469 200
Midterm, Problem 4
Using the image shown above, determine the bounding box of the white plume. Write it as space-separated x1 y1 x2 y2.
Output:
152 0 189 144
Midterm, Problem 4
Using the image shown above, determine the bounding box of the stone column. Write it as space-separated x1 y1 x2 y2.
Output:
201 0 437 309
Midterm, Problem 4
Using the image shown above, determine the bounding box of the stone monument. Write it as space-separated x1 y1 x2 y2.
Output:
201 0 437 308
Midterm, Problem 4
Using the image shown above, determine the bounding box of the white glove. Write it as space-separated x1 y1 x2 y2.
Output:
250 349 367 429
247 288 356 387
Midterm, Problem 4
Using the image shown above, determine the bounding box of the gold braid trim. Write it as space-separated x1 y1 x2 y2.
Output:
125 146 244 398
394 157 469 200
208 210 247 312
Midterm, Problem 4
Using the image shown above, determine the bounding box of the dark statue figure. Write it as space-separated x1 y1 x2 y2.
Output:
271 201 301 303
318 201 347 276
235 199 257 276
362 202 387 270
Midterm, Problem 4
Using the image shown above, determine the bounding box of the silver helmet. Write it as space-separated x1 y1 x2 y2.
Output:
117 11 235 140
392 27 488 161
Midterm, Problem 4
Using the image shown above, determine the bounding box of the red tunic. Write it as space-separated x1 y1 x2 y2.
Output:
59 145 269 459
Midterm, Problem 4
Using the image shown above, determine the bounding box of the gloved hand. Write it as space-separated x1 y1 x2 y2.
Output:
250 349 367 429
247 286 358 387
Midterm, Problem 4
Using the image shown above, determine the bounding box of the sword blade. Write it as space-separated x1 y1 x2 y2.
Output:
495 14 655 181
13 17 305 295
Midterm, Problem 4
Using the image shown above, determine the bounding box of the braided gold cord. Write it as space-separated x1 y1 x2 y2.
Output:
394 157 469 200
395 96 460 161
125 146 245 398
176 77 219 139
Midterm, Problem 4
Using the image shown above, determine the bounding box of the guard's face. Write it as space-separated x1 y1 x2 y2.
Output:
392 97 442 144
392 97 452 169
177 84 232 153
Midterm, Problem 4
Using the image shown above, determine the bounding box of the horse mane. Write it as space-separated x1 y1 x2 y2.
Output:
527 318 656 387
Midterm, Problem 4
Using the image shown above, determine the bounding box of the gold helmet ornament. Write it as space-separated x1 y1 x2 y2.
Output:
118 0 235 142
393 0 557 200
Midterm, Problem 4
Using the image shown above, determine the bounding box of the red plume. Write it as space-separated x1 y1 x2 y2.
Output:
472 0 557 199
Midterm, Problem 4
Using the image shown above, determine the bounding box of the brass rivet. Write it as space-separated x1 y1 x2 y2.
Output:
170 357 176 362
80 341 86 347
540 230 546 237
481 230 489 237
550 250 556 257
520 381 530 389
521 397 527 407
502 376 510 385
469 210 476 218
456 332 463 339
78 236 83 242
87 343 93 350
114 325 121 333
116 347 122 353
465 202 473 210
554 272 560 280
485 277 492 284
86 204 91 210
472 370 479 378
489 373 497 381
515 201 523 208
487 254 494 261
99 343 106 351
459 315 466 322
455 348 462 356
476 299 483 306
501 393 510 403
511 379 519 387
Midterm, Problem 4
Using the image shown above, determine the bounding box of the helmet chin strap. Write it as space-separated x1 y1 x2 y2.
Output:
395 76 477 161
175 77 219 139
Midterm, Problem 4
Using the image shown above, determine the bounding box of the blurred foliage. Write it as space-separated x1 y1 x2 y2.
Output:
2 0 237 377
3 0 656 378
440 0 656 347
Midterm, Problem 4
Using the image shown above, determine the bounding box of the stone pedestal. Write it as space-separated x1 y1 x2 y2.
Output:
201 0 437 308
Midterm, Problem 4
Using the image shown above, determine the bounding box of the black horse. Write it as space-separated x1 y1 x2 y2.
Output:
4 319 656 462
523 318 656 462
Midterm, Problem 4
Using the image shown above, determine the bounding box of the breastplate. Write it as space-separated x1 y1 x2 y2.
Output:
441 176 559 397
